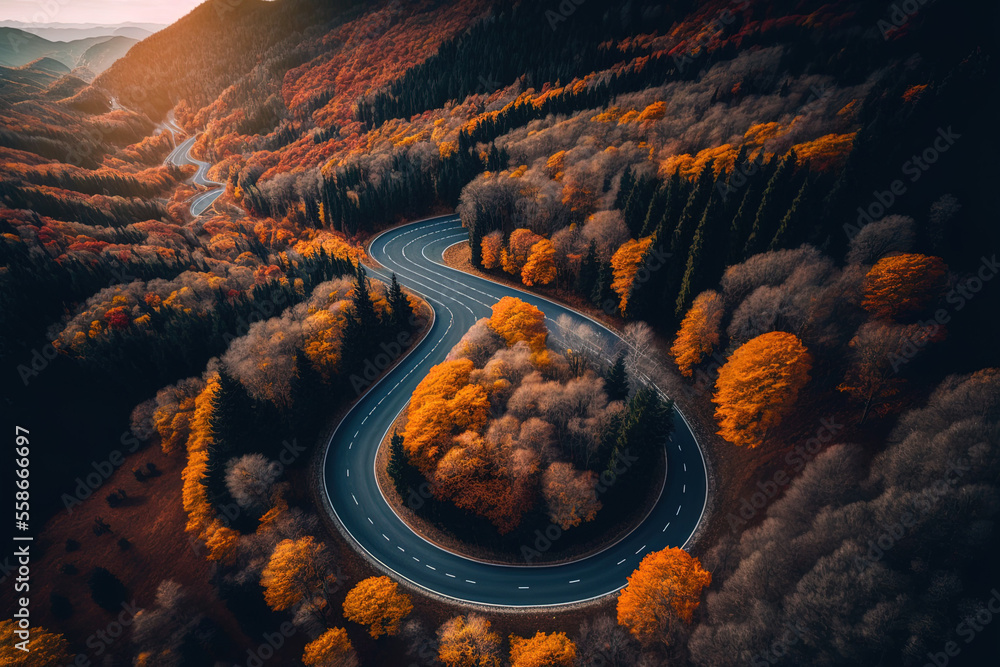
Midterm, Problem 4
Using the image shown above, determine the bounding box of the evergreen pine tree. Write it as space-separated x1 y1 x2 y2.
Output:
387 273 414 333
591 259 614 312
743 150 797 257
387 431 413 497
675 191 720 317
769 178 811 251
575 240 600 298
604 352 629 401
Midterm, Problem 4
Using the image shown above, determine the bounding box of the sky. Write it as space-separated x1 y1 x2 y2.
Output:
0 0 205 26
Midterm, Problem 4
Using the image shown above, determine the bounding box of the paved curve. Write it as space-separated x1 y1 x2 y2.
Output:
164 130 225 217
322 215 709 607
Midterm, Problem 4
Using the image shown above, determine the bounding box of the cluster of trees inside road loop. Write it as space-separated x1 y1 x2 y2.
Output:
394 296 671 534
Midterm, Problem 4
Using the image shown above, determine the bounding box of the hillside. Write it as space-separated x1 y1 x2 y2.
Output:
0 20 162 41
0 27 139 73
78 35 138 75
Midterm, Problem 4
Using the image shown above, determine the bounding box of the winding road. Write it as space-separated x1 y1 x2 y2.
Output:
162 121 225 216
322 216 709 607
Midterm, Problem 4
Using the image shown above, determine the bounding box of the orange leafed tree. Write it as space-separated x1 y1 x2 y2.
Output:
342 576 413 638
403 358 490 475
712 331 813 448
260 536 338 612
437 614 503 667
616 547 712 646
488 296 548 356
302 628 358 667
862 253 947 319
521 239 557 286
508 631 577 667
502 229 543 275
181 376 218 540
671 290 724 377
480 230 504 270
0 621 69 667
542 461 601 530
610 236 653 314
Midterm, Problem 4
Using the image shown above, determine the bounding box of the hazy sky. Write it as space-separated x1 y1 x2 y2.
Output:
0 0 205 25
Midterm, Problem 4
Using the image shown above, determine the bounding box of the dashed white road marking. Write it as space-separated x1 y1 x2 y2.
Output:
635 545 646 554
676 505 682 515
617 558 626 565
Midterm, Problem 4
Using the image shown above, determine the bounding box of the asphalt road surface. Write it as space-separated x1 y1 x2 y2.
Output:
164 132 224 217
322 215 709 607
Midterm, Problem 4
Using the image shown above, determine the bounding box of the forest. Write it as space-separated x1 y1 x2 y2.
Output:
1 0 997 665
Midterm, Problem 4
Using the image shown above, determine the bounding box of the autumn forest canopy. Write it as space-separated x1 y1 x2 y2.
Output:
1 0 998 665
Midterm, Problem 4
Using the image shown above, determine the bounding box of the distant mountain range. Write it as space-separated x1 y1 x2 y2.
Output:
0 27 146 77
0 21 163 42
